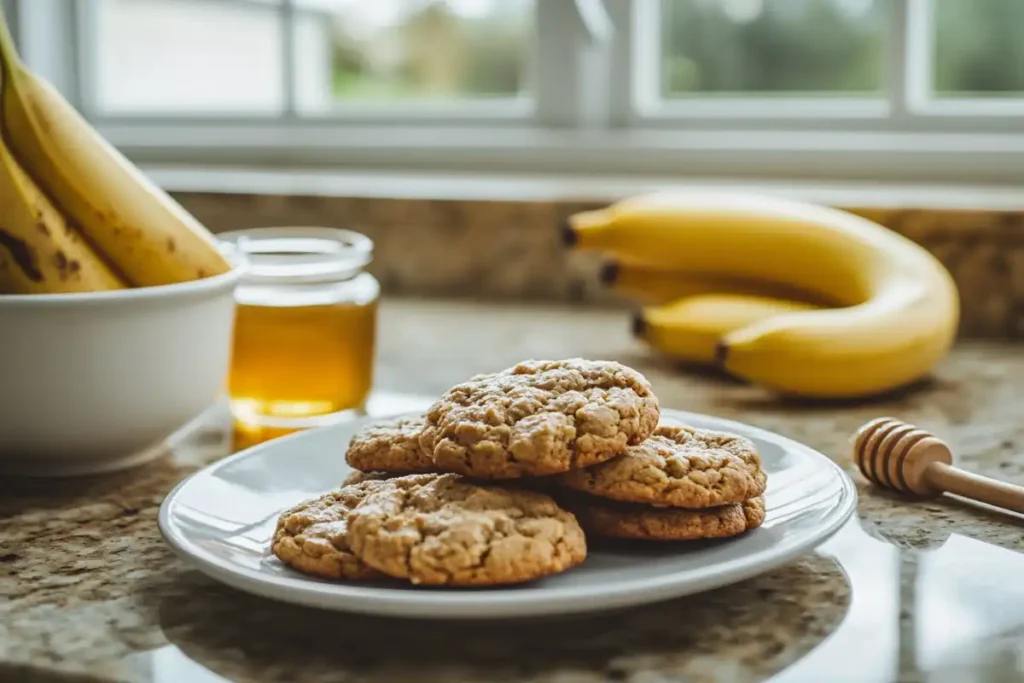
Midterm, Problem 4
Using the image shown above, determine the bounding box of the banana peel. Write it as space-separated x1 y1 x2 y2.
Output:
0 15 230 288
568 191 960 398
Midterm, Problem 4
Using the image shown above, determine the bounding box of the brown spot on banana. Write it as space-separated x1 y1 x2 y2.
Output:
167 237 176 252
714 341 729 368
54 250 69 279
34 211 50 236
0 228 44 282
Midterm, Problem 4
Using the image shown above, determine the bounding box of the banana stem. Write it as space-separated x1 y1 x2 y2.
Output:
565 209 613 247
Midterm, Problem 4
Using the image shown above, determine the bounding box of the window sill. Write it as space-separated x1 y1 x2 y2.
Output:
107 124 1024 185
144 164 1024 212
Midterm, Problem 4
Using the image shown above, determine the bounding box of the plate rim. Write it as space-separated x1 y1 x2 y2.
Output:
159 409 857 619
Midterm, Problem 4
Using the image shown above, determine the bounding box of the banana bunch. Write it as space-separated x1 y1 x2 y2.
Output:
568 192 960 399
0 13 230 294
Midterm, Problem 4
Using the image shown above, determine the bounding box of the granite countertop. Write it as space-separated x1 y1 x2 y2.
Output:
3 299 1024 683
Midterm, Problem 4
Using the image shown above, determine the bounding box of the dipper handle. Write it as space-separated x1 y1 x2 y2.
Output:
852 417 1024 513
925 461 1024 514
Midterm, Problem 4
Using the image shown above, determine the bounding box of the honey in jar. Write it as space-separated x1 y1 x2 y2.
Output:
220 227 379 432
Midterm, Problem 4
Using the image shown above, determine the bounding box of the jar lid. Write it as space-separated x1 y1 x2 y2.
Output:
218 227 372 285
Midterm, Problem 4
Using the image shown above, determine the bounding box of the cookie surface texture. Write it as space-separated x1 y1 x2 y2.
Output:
271 474 438 580
341 470 397 486
345 416 436 474
421 359 660 479
573 495 766 541
346 473 587 586
559 424 765 507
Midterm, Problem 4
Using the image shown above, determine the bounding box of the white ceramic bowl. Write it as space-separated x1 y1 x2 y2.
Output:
0 267 244 476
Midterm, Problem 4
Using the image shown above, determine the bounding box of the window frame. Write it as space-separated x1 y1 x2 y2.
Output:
75 0 544 126
8 0 1024 184
625 0 1024 133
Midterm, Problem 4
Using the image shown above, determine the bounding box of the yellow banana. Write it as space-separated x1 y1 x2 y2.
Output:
600 259 831 306
634 294 821 366
567 192 960 398
0 58 125 294
0 18 229 287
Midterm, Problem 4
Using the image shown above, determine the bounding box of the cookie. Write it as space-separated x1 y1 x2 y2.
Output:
558 424 766 508
345 416 436 474
346 473 587 586
420 359 660 479
572 495 766 541
271 475 435 580
341 470 396 486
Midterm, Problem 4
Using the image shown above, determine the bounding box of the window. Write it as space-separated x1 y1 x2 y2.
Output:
89 0 535 115
932 0 1024 98
8 0 1024 182
660 0 888 97
294 0 535 109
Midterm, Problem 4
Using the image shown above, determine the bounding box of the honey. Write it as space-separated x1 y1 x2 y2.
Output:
220 228 379 432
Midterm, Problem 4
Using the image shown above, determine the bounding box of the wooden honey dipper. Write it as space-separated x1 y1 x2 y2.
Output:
852 417 1024 514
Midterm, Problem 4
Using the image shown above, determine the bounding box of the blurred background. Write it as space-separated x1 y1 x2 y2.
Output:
1 0 1014 184
91 0 1022 114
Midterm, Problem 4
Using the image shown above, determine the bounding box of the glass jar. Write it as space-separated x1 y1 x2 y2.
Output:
219 227 379 435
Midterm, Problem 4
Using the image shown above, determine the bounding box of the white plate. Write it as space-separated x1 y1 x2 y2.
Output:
159 408 856 619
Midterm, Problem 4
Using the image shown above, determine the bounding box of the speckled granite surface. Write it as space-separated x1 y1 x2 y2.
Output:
2 300 1024 683
173 190 1024 338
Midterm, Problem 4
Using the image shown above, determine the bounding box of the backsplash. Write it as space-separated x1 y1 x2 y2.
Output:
172 191 1024 339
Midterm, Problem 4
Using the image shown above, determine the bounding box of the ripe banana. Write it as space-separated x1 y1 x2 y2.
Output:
634 294 821 366
0 19 230 287
0 57 125 294
567 192 960 398
600 259 830 306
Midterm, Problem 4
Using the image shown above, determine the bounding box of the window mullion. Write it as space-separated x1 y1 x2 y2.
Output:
73 0 100 117
892 0 932 122
280 0 297 119
534 0 613 129
606 0 635 127
886 0 910 122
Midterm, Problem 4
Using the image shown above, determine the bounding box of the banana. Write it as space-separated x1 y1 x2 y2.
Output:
600 259 831 306
634 294 821 366
0 57 125 294
567 192 960 398
0 18 230 287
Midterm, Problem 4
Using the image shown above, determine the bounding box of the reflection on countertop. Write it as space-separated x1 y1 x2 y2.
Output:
113 525 1024 683
2 300 1024 683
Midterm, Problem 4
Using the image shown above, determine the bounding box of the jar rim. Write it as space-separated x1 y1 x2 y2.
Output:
218 227 372 285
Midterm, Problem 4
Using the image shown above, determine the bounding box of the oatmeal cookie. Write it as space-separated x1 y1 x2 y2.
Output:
558 424 765 508
271 475 436 580
572 495 766 541
345 416 436 474
341 470 397 486
346 473 587 585
420 359 660 479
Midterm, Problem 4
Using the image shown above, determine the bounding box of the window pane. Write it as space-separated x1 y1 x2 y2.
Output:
96 0 284 114
660 0 886 97
933 0 1024 98
294 0 534 111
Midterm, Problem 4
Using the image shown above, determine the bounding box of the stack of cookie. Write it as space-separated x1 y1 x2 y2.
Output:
271 358 767 588
555 424 766 542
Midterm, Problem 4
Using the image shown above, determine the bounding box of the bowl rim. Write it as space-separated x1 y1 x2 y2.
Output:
0 262 246 308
